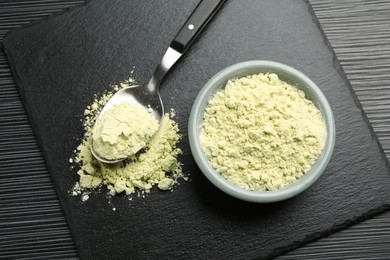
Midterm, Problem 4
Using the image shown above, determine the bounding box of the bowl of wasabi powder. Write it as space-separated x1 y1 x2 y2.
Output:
188 60 335 203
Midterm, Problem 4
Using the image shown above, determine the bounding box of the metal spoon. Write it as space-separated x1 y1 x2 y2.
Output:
91 0 226 163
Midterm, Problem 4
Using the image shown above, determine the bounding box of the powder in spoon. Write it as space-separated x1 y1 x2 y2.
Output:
92 102 159 160
71 78 184 199
200 73 326 191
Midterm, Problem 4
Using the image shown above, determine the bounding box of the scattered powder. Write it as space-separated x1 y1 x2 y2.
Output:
82 194 90 202
71 76 184 199
92 102 159 160
200 73 326 191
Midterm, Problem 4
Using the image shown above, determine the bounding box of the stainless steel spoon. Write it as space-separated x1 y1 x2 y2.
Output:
91 0 225 163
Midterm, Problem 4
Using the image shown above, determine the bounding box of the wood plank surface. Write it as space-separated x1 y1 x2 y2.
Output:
0 0 389 258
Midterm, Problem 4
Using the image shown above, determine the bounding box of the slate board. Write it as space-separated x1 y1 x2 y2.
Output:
3 0 390 259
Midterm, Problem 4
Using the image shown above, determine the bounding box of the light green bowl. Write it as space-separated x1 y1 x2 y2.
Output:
188 60 335 203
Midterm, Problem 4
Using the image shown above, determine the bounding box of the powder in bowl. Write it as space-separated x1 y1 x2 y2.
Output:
199 72 326 191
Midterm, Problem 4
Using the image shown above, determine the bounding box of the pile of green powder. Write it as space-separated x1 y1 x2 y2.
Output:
92 103 159 160
71 78 184 199
200 73 326 191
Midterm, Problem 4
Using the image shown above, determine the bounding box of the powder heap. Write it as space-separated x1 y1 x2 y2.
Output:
92 103 159 160
72 79 183 198
200 73 326 191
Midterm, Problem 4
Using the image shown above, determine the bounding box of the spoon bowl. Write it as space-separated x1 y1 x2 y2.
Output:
96 85 164 124
90 83 164 164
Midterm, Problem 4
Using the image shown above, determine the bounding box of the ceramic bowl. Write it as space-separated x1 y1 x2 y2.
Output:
188 60 335 203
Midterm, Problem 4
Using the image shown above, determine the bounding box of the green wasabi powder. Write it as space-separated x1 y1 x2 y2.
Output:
200 73 326 191
92 102 159 160
71 78 184 200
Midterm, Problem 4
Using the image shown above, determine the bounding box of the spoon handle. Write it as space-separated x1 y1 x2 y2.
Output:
148 0 225 87
170 0 226 54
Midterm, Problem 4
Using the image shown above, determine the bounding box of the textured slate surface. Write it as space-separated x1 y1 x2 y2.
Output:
2 0 390 258
0 1 82 259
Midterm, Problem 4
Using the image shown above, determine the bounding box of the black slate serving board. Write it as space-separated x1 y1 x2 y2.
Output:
3 0 390 259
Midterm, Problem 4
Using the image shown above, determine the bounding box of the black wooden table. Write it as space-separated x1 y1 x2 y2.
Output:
1 0 389 258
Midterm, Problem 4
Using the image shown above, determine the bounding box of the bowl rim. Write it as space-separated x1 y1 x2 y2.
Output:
188 60 336 203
